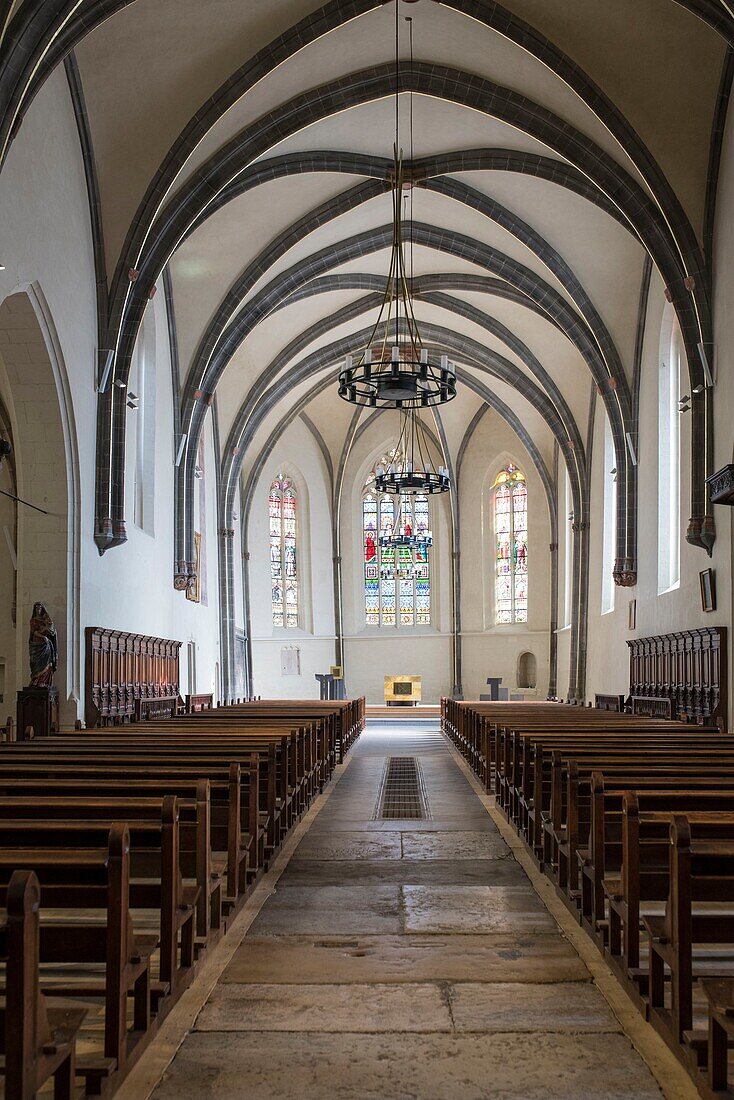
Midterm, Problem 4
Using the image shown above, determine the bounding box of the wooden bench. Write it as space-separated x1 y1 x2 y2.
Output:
645 816 734 1047
0 800 198 996
0 697 364 1097
0 824 155 1093
0 765 257 910
543 750 734 894
510 731 728 854
17 737 281 845
604 795 734 978
701 977 734 1092
0 789 220 945
1 869 86 1099
185 693 214 713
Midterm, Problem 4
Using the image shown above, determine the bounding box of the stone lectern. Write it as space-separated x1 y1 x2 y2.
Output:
485 677 503 701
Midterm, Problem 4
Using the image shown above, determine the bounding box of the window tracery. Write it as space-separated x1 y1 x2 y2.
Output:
269 476 298 627
363 451 431 627
494 464 528 624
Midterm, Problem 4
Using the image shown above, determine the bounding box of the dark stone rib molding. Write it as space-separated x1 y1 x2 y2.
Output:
704 44 734 282
176 178 388 564
177 168 626 567
184 172 630 429
63 48 117 552
221 321 586 535
188 148 632 241
181 223 599 562
107 60 704 382
96 60 711 556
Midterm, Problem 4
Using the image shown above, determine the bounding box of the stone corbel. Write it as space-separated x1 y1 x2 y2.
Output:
174 559 197 591
613 557 637 587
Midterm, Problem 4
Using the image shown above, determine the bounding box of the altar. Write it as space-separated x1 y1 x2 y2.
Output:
384 675 422 706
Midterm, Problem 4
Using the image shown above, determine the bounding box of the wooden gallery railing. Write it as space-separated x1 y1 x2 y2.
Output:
85 627 182 727
627 627 727 728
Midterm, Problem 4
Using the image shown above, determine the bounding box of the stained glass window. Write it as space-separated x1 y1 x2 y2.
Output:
270 476 298 628
362 452 431 628
494 464 528 624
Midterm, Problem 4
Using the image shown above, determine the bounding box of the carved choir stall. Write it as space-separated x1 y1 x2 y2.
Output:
85 627 182 728
627 627 727 728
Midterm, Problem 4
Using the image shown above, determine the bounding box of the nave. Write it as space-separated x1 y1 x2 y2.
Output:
144 720 667 1100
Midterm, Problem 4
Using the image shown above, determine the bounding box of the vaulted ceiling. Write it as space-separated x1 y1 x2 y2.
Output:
2 0 730 551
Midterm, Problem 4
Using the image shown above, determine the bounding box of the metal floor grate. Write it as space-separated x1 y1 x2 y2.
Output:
373 756 430 820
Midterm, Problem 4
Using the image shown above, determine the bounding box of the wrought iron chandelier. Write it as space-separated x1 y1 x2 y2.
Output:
374 406 450 496
337 6 456 411
377 482 433 578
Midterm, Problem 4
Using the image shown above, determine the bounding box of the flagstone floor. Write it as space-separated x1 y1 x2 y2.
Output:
152 720 664 1099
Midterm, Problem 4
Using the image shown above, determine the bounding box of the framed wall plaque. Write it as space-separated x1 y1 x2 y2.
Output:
700 568 716 613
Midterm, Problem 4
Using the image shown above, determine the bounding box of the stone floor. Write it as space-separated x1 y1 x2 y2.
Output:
152 720 664 1099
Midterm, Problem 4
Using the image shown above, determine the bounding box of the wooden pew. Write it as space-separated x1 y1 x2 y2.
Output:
441 698 734 1094
56 725 311 825
513 732 729 856
0 789 221 943
0 825 155 1093
0 799 198 995
542 749 734 893
1 869 85 1100
13 738 281 851
0 697 361 1097
0 765 253 910
701 977 734 1093
604 794 734 977
645 816 734 1047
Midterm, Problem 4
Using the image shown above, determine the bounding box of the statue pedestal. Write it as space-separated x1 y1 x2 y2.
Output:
17 686 60 739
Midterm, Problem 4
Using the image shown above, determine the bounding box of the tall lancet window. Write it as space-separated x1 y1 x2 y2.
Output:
658 310 681 593
269 476 299 628
601 416 617 614
494 464 528 624
362 452 431 628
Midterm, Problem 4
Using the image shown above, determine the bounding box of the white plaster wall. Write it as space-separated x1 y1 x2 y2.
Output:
458 410 552 701
247 419 336 698
0 73 222 720
340 416 453 704
584 263 733 706
0 69 96 721
82 289 223 701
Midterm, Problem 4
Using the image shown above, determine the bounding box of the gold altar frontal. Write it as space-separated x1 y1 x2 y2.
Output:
384 675 422 705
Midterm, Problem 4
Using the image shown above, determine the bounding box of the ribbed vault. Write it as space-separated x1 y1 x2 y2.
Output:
3 0 731 700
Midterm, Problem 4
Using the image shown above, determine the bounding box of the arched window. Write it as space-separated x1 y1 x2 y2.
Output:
133 307 156 535
362 452 431 628
601 416 617 614
493 464 528 624
658 309 681 593
269 476 298 628
563 470 573 628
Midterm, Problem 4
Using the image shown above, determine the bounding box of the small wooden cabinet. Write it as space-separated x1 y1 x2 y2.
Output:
17 686 59 738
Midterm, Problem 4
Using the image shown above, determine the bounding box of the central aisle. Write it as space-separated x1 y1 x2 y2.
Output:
153 721 663 1098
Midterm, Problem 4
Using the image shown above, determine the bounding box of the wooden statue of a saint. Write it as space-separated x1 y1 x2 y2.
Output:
28 602 57 687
